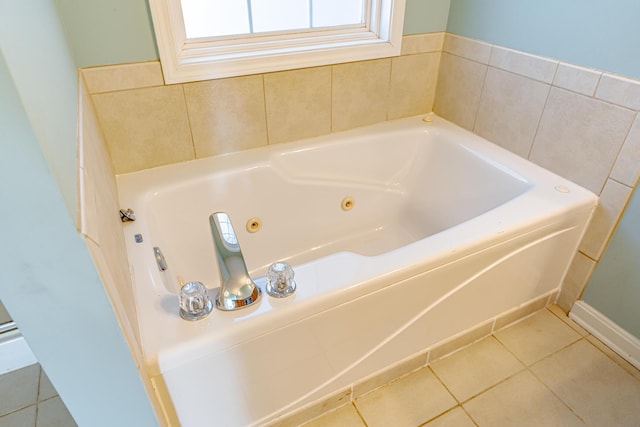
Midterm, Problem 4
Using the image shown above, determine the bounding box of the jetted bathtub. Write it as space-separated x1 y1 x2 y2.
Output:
118 114 596 426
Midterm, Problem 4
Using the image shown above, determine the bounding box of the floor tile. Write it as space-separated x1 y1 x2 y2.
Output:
494 309 581 365
0 405 36 427
0 364 39 416
430 336 524 402
355 367 456 427
531 339 640 427
546 305 589 336
585 335 640 381
36 397 77 427
463 370 585 426
424 406 476 427
301 403 365 427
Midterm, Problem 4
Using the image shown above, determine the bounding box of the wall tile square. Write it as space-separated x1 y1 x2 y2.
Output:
0 364 39 416
92 85 195 173
529 87 635 194
434 53 487 130
387 52 440 120
611 114 640 187
401 33 444 56
332 59 391 132
264 67 332 144
596 73 640 111
557 251 597 312
490 46 558 83
81 61 164 94
553 63 602 96
474 67 550 157
184 75 268 158
579 179 633 260
443 33 492 64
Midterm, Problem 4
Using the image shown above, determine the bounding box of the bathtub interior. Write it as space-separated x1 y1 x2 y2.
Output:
143 128 530 295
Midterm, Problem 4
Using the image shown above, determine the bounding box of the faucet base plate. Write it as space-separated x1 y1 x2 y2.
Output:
215 285 262 311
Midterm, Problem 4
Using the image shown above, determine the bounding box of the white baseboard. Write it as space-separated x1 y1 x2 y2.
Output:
570 301 640 370
0 330 37 374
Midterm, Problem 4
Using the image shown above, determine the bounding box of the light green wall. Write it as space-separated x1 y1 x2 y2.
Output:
55 0 450 67
0 1 158 425
404 0 451 34
447 0 640 80
1 0 78 220
583 188 640 337
54 0 158 67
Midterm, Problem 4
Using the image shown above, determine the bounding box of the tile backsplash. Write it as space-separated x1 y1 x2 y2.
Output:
81 31 640 327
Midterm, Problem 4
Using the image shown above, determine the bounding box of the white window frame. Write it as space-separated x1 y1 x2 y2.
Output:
148 0 406 84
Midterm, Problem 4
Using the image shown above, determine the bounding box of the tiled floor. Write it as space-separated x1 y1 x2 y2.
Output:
0 363 77 427
301 306 640 427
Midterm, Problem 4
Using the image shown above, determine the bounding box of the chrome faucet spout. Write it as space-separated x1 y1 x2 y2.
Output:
209 212 262 310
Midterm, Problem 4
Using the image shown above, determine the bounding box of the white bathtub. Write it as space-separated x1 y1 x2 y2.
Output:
118 114 596 426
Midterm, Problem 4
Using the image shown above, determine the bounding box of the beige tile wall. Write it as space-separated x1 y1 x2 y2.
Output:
82 33 444 174
435 33 640 311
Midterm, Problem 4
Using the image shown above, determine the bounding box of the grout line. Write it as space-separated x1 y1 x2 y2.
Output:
179 85 197 159
604 110 638 186
261 74 272 145
526 78 553 160
351 400 369 427
529 371 588 424
469 62 489 132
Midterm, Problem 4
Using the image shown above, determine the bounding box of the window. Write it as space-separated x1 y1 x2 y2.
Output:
148 0 406 83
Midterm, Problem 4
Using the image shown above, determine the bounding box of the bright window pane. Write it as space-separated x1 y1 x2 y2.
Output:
251 0 309 33
313 0 364 28
181 0 250 38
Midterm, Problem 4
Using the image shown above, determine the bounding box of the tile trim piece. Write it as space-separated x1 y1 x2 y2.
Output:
570 300 640 370
596 73 640 111
443 33 493 64
81 61 165 94
552 62 602 97
401 32 445 55
489 46 558 83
